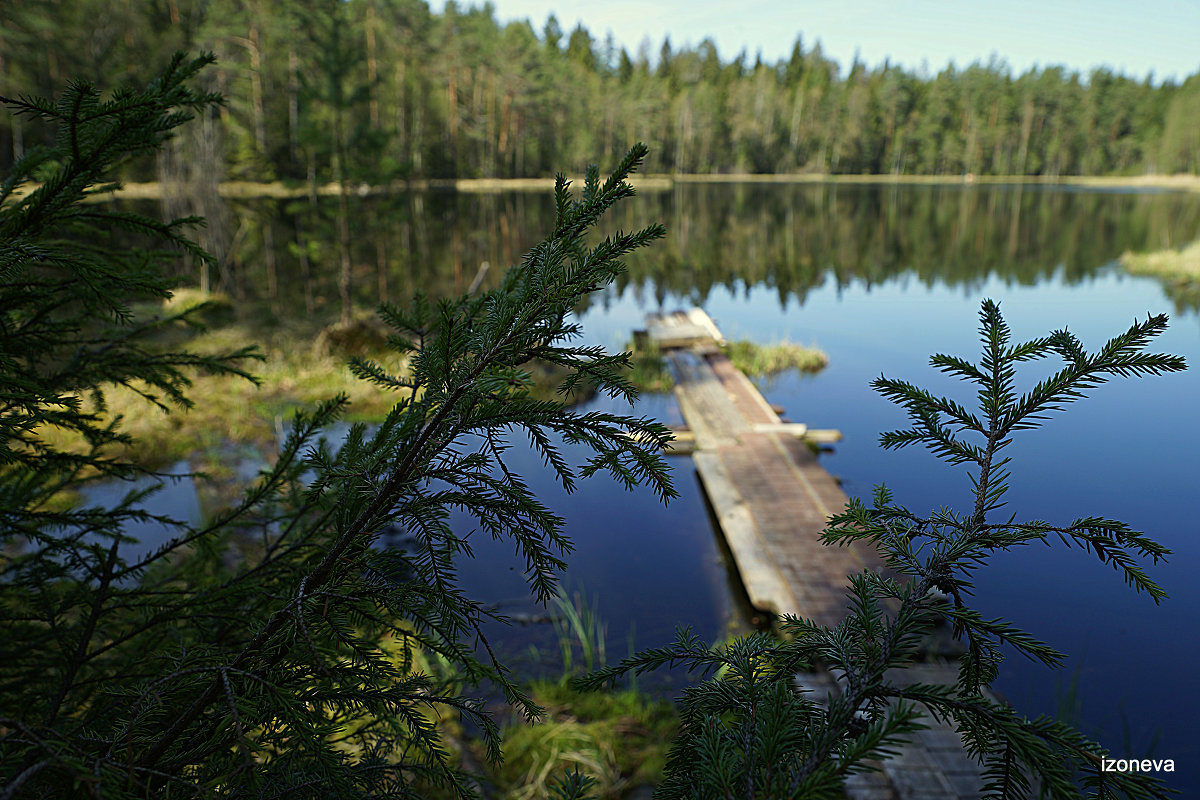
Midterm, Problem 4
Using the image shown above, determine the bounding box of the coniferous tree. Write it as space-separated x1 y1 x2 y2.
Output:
3 4 1200 179
0 55 672 798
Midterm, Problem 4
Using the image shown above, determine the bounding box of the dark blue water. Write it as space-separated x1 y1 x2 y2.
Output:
88 183 1200 791
450 394 746 686
576 263 1200 793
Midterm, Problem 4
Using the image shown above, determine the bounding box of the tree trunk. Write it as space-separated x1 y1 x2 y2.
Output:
263 219 278 308
297 224 315 315
1016 99 1034 175
335 152 353 326
376 239 388 302
248 25 267 156
396 62 408 165
366 5 379 128
288 47 301 170
447 68 459 153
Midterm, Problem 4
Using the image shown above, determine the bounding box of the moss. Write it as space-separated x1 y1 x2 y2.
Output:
723 339 828 378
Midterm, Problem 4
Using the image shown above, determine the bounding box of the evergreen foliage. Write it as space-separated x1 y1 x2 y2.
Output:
2 51 1188 800
0 52 254 531
0 56 673 798
578 301 1184 799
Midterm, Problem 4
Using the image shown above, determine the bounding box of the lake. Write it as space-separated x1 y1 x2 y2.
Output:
131 181 1200 792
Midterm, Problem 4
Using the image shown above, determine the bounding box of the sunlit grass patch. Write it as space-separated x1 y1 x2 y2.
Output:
489 680 677 800
1121 239 1200 282
36 341 407 471
38 289 594 472
723 339 828 378
624 337 828 394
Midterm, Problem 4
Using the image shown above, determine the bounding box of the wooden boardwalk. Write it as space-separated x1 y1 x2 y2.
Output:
647 309 880 627
645 309 986 800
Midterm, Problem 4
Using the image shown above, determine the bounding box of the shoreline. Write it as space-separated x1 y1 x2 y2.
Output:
89 172 1200 200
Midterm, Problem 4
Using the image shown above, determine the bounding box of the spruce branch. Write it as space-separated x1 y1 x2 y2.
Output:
577 299 1181 799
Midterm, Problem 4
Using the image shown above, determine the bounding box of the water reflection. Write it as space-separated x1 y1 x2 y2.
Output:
126 183 1200 326
104 182 1200 790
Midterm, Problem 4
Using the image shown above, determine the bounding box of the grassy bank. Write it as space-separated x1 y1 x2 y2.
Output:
41 290 592 481
78 172 1200 200
1121 240 1200 282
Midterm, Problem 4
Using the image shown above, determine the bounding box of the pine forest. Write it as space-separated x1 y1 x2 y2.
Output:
3 0 1200 184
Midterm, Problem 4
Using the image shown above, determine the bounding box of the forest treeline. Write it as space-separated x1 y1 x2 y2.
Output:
3 0 1200 185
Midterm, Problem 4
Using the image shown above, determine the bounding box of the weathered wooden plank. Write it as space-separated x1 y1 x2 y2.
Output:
643 307 983 800
751 422 809 436
646 310 717 350
668 350 746 447
693 451 801 616
685 307 727 345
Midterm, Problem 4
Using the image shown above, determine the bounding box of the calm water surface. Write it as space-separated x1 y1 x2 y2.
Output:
120 183 1200 790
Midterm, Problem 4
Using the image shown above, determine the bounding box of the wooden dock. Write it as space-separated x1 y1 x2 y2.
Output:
645 308 986 800
646 309 879 627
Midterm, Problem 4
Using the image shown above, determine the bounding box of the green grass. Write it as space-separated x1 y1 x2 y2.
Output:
1121 240 1200 282
723 339 828 378
40 291 591 475
625 337 828 395
487 680 677 800
548 589 608 675
625 339 674 393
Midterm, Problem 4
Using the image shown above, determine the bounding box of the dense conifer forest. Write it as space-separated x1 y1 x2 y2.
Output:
3 0 1199 183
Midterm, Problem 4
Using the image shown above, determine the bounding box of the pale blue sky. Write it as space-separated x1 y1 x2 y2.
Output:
432 0 1200 82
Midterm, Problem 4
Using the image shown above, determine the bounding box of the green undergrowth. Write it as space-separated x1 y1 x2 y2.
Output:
485 679 677 800
44 289 591 474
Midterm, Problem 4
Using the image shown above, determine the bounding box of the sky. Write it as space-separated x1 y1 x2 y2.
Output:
430 0 1200 83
